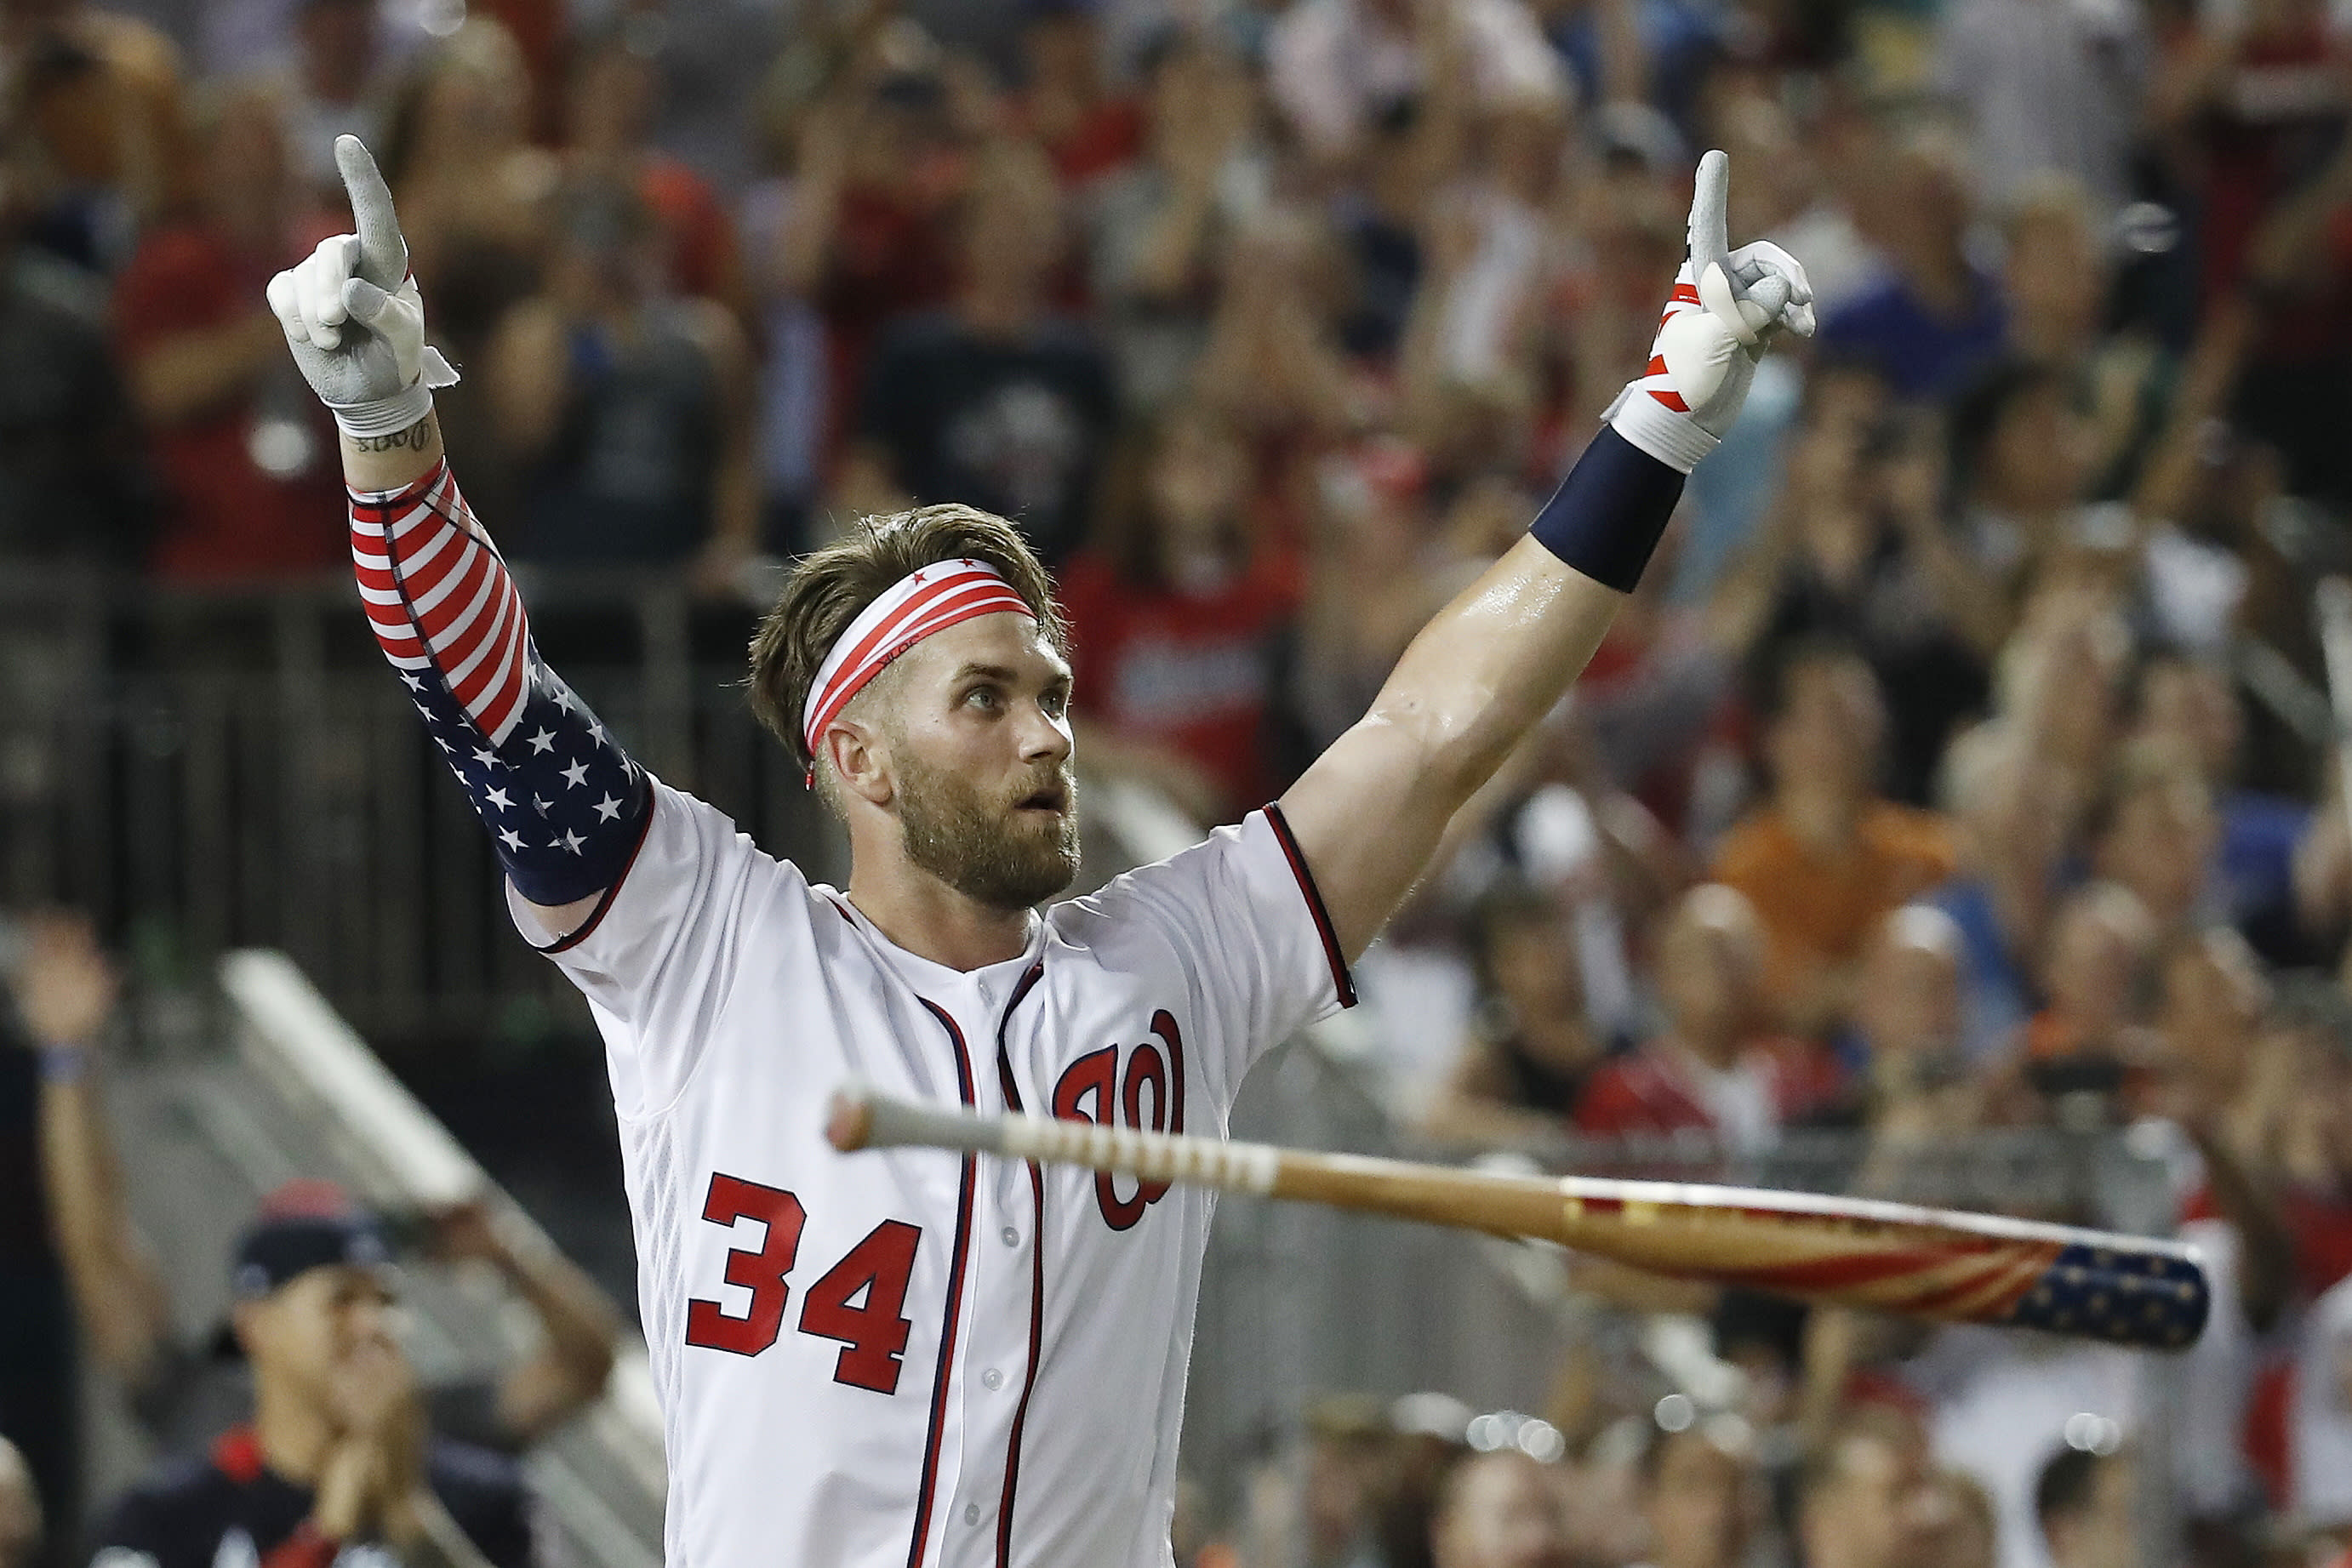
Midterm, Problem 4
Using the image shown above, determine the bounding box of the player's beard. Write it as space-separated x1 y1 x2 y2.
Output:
894 750 1081 911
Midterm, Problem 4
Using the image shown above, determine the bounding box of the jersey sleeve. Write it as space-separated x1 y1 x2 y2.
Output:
1089 802 1356 1103
511 778 789 1119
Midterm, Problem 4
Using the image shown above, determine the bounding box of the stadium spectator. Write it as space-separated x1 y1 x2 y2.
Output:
1816 133 2007 402
1708 377 1988 801
88 1191 538 1568
2 0 186 276
1189 206 1360 447
1060 404 1302 818
1927 1468 2000 1568
1842 906 1975 1134
485 175 756 579
1430 1448 1575 1568
1010 0 1143 188
1424 878 1609 1147
1997 180 2169 498
1796 1411 1941 1568
841 139 1116 564
2149 929 2272 1140
562 18 742 311
1084 29 1261 413
2016 882 2158 1116
375 18 557 352
0 1439 35 1568
776 30 968 466
111 81 343 581
1923 729 2068 1062
1264 0 1564 170
2034 1444 2137 1568
12 924 617 1461
0 140 146 565
1630 1417 1756 1568
279 0 390 203
1712 644 1958 1034
2 913 166 1568
1931 0 2147 214
2131 657 2316 956
2089 743 2223 939
1577 885 1839 1149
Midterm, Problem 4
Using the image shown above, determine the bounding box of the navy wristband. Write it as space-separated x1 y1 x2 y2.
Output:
1527 426 1686 593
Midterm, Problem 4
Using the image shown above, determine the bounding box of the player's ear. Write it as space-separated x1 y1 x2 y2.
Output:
825 720 893 809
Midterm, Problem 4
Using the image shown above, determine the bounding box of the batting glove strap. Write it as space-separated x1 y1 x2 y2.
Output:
329 344 458 440
1604 373 1721 474
351 461 651 905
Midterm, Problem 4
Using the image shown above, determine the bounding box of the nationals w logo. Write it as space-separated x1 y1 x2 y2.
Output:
1048 1011 1186 1230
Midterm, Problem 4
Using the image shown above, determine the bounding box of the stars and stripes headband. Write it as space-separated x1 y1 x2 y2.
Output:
801 559 1036 778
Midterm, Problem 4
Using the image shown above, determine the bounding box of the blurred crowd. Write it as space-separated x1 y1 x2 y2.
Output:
11 0 2352 1563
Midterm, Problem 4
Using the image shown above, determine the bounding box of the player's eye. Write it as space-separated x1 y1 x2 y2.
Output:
1041 685 1070 718
964 685 1001 712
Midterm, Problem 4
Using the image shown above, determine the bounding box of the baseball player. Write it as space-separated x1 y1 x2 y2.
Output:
268 136 1810 1567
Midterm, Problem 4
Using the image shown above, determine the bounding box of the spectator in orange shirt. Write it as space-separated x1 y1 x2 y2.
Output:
1714 642 1958 1035
1578 885 1842 1153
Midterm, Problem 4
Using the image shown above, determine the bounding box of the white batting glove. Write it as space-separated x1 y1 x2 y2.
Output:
265 135 457 439
1606 150 1814 474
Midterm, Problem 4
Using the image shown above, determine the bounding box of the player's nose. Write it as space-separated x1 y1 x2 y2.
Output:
1016 698 1071 767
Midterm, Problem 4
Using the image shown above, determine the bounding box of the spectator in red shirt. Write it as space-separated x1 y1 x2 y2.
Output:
1578 885 1842 1151
1012 0 1144 189
563 20 742 314
113 82 342 582
777 47 968 467
1061 403 1301 820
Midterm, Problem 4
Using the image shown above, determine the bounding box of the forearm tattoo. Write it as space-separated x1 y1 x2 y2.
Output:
348 419 437 453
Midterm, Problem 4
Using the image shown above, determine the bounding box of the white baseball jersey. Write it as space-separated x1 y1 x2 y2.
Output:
515 780 1356 1567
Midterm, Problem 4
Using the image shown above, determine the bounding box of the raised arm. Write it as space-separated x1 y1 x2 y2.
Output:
271 137 650 941
1281 153 1814 956
12 914 171 1385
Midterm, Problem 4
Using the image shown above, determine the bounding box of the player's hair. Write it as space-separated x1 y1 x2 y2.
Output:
747 504 1069 773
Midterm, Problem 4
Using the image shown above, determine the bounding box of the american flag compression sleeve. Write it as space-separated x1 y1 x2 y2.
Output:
350 460 651 909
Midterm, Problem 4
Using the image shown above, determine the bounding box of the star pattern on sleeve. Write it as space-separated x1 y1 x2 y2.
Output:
402 652 649 904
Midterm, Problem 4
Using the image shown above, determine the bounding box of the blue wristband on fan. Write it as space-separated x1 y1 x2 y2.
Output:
1527 426 1686 593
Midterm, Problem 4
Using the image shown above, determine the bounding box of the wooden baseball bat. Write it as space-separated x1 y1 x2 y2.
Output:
826 1086 2208 1350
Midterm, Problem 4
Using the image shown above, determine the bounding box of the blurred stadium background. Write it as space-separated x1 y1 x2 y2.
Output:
5 0 2352 1564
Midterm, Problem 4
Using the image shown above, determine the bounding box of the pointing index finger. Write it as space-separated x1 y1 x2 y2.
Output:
335 134 408 289
1687 149 1731 280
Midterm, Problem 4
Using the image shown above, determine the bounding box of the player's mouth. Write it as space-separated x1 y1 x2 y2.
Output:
1014 783 1070 817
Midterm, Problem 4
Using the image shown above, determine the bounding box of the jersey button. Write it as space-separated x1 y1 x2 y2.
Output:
1001 1227 1019 1247
982 1367 1004 1390
964 1504 981 1526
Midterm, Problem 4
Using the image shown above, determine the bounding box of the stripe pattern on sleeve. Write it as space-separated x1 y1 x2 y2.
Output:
351 459 531 744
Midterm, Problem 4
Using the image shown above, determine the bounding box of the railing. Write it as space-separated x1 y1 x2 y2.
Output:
0 566 823 1038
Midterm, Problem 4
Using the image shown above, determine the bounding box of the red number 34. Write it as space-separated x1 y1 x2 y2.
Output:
683 1173 922 1394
